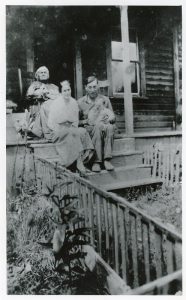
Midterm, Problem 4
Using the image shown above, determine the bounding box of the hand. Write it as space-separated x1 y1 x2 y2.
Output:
82 119 89 125
109 117 116 124
102 115 109 124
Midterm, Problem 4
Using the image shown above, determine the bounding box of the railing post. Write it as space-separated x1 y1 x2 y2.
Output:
120 6 134 135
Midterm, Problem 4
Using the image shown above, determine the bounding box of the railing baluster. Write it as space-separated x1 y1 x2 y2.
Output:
103 197 109 262
170 151 174 185
149 223 158 280
136 215 144 286
118 206 127 282
112 203 119 274
142 222 150 283
33 157 182 294
107 199 112 265
95 193 102 256
166 152 170 186
124 207 130 274
131 214 139 288
174 241 182 271
153 147 158 178
155 232 163 279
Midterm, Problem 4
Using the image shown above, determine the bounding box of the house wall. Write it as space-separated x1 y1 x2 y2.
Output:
110 8 182 133
6 6 34 110
6 6 182 133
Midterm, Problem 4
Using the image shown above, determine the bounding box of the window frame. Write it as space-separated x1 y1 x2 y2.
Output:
110 27 141 98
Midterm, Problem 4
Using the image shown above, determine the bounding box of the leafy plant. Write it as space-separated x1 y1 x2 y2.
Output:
40 182 93 294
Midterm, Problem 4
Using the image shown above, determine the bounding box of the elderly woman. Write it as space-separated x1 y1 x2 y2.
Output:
47 80 94 171
26 66 59 104
25 66 59 138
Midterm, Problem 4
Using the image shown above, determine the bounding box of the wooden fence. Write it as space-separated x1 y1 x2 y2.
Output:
142 144 182 186
35 156 182 294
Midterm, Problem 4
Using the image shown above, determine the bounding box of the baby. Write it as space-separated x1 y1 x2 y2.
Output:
88 99 115 126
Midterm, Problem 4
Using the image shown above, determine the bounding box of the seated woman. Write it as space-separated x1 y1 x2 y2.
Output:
25 66 59 138
47 80 94 172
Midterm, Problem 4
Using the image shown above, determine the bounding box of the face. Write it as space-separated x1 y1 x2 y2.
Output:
37 69 49 81
62 83 71 100
85 79 99 99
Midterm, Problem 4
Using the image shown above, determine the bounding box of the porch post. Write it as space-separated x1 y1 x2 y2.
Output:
173 26 181 130
120 6 134 135
75 37 83 99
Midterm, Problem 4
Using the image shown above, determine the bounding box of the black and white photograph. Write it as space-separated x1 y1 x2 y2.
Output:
4 0 183 296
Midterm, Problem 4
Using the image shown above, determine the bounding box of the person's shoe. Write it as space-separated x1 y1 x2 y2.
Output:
92 163 101 172
77 159 86 174
104 160 114 171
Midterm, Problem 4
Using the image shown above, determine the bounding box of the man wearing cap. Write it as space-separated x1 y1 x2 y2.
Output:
78 75 116 172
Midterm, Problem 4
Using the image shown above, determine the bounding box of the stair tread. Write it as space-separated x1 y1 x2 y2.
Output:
30 137 135 147
88 164 153 176
112 150 143 156
102 178 163 191
35 154 152 171
34 150 143 158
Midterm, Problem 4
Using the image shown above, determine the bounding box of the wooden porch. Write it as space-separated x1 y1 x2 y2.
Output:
6 5 182 133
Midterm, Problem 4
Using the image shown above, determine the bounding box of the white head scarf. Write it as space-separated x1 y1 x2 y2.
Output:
35 66 49 80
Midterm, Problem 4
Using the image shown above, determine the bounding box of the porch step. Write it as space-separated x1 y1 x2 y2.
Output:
87 165 153 186
113 138 135 152
30 143 141 169
29 142 58 157
102 178 162 191
111 150 143 167
30 137 136 157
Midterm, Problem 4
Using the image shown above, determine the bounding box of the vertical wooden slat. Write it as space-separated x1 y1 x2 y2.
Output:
110 201 115 269
41 162 46 194
146 148 150 165
82 184 87 227
118 206 127 282
112 203 119 274
175 151 180 184
162 233 176 287
174 242 182 270
155 232 163 279
153 147 158 178
169 151 174 185
95 193 102 255
136 215 144 285
131 214 139 288
158 150 162 179
103 198 110 262
166 240 174 275
87 187 93 245
36 158 41 190
165 151 170 186
124 207 130 270
107 200 112 265
149 222 157 281
150 147 153 166
162 151 166 184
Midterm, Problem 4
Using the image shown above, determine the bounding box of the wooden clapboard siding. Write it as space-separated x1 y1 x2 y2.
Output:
111 26 178 132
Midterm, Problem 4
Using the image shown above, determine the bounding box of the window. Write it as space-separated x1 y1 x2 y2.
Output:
111 28 140 96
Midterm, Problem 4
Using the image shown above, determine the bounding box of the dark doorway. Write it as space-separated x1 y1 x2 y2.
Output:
34 33 75 97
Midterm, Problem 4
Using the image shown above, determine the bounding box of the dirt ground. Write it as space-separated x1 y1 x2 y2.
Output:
7 183 182 294
125 184 182 233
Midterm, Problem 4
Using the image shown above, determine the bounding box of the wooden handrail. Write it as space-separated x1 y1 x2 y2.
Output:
37 157 182 241
35 156 182 293
126 269 182 295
